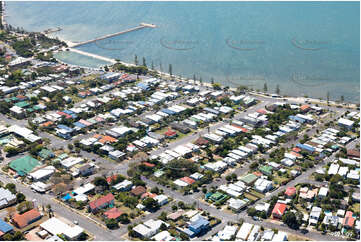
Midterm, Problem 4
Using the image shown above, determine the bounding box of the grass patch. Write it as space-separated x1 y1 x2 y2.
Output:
244 192 258 201
249 190 265 199
273 174 290 186
352 203 360 214
288 234 310 241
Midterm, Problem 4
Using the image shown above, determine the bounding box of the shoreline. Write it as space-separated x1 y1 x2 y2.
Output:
3 5 358 106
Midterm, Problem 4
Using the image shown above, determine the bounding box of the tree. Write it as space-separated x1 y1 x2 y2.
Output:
250 162 259 170
17 201 33 214
105 218 119 229
134 55 138 65
226 175 232 182
142 57 146 67
276 84 280 95
16 193 25 203
327 91 330 103
247 207 257 217
263 83 268 92
282 211 300 229
142 197 159 211
119 213 130 224
93 177 108 189
5 183 16 194
169 64 173 76
202 187 207 194
67 143 74 150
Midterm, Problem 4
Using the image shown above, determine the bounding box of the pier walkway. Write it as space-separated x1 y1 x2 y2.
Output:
69 22 156 48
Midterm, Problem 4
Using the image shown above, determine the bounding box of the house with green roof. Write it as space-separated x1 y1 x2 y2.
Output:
209 192 228 203
38 149 55 160
259 165 273 176
14 101 30 108
9 155 41 176
240 173 258 185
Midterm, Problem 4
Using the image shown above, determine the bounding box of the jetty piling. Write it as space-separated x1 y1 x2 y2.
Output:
69 22 156 48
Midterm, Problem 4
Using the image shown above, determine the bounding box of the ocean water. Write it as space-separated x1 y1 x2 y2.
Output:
6 1 360 102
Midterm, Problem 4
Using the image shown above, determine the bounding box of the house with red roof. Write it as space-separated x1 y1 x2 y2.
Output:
180 177 196 185
292 147 301 153
257 109 267 115
347 149 360 159
164 129 177 138
104 207 123 220
12 209 42 228
194 137 209 146
106 175 118 184
343 211 355 228
300 104 310 113
272 203 287 219
284 187 297 198
142 162 155 168
141 192 157 200
131 186 147 197
89 193 114 213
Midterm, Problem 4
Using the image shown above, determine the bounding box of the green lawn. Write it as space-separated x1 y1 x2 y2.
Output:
244 193 258 201
249 190 265 199
352 203 360 214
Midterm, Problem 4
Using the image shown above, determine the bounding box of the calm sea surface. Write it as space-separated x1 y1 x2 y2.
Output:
6 1 360 102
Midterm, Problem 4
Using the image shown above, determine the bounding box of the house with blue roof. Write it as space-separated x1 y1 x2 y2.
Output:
0 219 13 236
183 215 210 238
161 109 176 115
137 82 150 91
56 125 74 139
289 115 305 124
296 143 315 153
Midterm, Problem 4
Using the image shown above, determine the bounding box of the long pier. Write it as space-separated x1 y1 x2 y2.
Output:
69 22 156 48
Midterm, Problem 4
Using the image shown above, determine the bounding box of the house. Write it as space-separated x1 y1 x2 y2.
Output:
29 166 55 181
255 202 271 213
338 118 354 130
40 217 84 241
10 106 25 118
131 186 147 197
215 225 238 241
78 164 95 176
284 187 297 198
9 155 41 176
259 165 273 176
89 193 114 213
109 150 125 161
272 231 288 241
0 188 17 209
309 206 322 225
164 129 177 138
133 219 168 238
271 203 287 219
12 209 42 228
154 194 168 206
318 187 329 198
0 219 13 237
228 198 248 212
236 222 253 240
299 187 318 201
347 149 360 159
183 215 210 238
104 207 123 220
152 231 175 241
113 180 132 191
167 210 185 221
254 178 273 193
343 211 355 228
